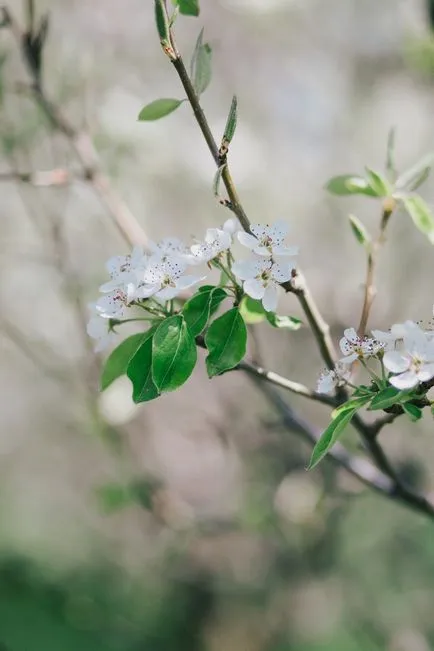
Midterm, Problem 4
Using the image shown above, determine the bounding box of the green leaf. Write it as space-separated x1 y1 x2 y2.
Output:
190 28 212 95
402 195 434 244
223 95 238 144
402 403 423 422
182 287 227 336
239 296 266 324
155 0 172 46
205 308 247 377
101 331 152 390
138 98 183 121
308 410 356 470
266 313 302 330
396 153 434 190
152 315 197 391
176 0 200 16
127 333 160 403
348 214 371 248
331 395 371 419
364 167 391 197
368 386 404 411
325 174 378 197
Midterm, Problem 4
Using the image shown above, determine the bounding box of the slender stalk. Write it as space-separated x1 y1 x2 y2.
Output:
358 204 394 337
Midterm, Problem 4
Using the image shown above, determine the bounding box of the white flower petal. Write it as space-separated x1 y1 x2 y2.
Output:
271 261 294 283
272 246 299 257
383 351 410 374
232 259 259 280
389 371 419 390
238 232 259 249
339 352 358 364
343 328 358 343
262 285 279 312
418 364 434 383
175 275 204 290
244 278 266 300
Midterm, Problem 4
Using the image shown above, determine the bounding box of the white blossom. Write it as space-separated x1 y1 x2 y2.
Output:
133 258 204 301
86 315 117 352
372 320 420 352
95 288 132 319
190 227 232 264
100 246 145 292
233 256 295 312
383 324 434 389
237 220 298 257
222 218 240 236
149 237 191 263
317 363 351 394
339 327 384 364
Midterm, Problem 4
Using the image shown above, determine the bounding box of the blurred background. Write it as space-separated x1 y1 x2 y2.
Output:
2 0 434 649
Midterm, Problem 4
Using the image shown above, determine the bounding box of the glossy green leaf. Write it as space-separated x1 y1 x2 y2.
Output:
101 331 151 390
364 167 391 197
190 28 212 95
331 395 371 419
175 0 200 16
368 386 404 411
402 403 423 422
308 409 356 470
182 287 227 336
138 98 183 121
205 308 247 377
152 315 197 391
325 174 377 197
239 296 266 324
348 214 371 248
127 333 160 403
266 313 302 330
402 195 434 244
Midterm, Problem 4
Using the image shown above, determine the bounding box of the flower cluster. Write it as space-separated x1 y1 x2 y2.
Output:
317 318 434 394
87 218 298 352
232 221 298 312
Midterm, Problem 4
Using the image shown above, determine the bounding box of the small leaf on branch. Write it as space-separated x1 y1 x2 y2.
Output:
101 330 155 390
266 313 302 330
331 395 371 419
364 167 391 197
173 0 200 16
396 153 434 190
325 174 378 197
223 95 238 145
155 0 172 48
402 195 434 244
127 332 160 404
368 386 405 410
138 98 183 121
213 164 227 198
205 308 247 377
182 286 227 336
308 409 357 470
239 296 266 324
348 214 371 248
402 403 423 422
190 28 212 95
152 315 197 392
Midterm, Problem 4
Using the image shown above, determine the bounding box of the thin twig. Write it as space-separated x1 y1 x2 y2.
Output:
1 5 149 248
238 360 337 407
249 377 434 520
358 204 394 337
